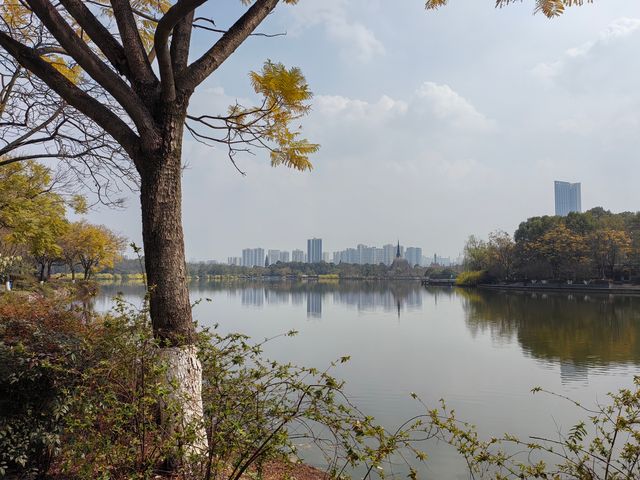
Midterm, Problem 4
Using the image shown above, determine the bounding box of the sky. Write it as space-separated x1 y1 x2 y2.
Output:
84 0 640 261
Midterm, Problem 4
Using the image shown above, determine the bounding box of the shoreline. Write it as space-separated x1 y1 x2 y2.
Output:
479 283 640 295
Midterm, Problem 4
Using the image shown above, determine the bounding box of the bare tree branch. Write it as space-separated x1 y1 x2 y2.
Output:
154 0 206 100
180 0 280 92
0 30 140 161
58 0 130 77
109 0 157 85
24 0 158 146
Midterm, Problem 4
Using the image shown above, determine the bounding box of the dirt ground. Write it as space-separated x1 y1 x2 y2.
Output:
257 461 330 480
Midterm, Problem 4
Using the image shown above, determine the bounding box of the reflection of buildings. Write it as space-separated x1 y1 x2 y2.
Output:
291 290 304 306
306 291 322 318
241 288 264 307
234 282 424 319
265 289 290 305
332 286 422 316
559 361 589 385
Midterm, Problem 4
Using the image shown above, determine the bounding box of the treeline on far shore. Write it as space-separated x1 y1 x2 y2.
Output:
104 257 460 280
459 207 640 286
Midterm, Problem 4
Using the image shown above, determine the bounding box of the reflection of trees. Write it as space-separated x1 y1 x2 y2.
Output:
459 289 640 366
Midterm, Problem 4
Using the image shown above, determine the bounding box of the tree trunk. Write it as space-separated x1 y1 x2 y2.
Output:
138 107 207 465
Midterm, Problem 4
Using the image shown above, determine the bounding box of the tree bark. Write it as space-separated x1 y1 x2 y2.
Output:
138 103 207 463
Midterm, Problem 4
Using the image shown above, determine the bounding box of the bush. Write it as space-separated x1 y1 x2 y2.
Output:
0 294 423 479
455 270 491 286
0 294 89 477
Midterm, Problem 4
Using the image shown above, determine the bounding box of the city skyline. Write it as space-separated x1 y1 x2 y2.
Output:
226 239 454 267
80 2 640 262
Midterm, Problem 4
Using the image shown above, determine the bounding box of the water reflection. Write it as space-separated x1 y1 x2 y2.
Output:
459 289 640 383
196 280 426 319
94 281 640 386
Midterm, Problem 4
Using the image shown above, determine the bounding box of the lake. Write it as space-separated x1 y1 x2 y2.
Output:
94 280 640 478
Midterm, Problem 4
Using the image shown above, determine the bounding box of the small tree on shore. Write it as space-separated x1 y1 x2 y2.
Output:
72 222 126 280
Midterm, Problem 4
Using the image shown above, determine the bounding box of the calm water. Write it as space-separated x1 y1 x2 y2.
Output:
94 281 640 478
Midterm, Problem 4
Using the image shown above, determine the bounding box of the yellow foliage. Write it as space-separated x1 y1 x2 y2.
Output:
245 61 319 171
426 0 593 17
0 0 29 28
42 55 82 84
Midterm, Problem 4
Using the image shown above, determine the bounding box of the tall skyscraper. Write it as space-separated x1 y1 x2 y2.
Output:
554 181 581 216
307 238 322 263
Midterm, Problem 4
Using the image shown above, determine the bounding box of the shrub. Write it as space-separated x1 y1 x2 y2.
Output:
0 294 89 477
455 270 491 286
1 294 424 479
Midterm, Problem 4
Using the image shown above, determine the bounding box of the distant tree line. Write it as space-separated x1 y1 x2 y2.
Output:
108 258 432 279
463 207 640 283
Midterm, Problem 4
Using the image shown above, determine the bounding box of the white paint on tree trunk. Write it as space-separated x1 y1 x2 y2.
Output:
160 345 209 457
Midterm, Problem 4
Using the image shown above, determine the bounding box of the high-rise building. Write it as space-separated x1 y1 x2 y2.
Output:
307 238 322 263
554 181 581 216
383 244 396 266
280 251 290 263
405 247 423 267
322 252 331 263
292 249 305 263
227 257 241 266
241 248 264 267
267 249 281 265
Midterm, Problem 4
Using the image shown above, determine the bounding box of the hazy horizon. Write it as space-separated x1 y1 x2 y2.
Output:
80 0 640 261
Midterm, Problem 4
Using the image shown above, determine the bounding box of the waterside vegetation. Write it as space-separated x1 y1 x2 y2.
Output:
459 208 640 286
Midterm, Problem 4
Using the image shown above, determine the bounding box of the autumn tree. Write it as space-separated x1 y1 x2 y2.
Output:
58 221 83 280
59 221 124 280
0 160 77 281
463 235 492 271
528 224 588 279
588 228 631 279
488 230 516 280
0 0 317 461
73 222 126 280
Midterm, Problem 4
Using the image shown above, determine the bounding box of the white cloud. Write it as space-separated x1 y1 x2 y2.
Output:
415 82 495 131
315 94 407 120
314 82 493 133
533 17 640 82
289 0 384 62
